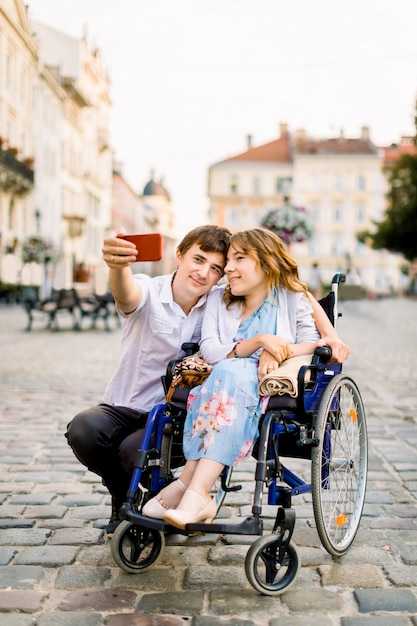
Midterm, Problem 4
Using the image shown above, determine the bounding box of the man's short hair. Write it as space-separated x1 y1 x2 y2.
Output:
177 225 231 259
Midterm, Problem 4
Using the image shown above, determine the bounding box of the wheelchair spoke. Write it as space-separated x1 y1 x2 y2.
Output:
111 521 165 573
245 535 300 595
262 546 283 584
125 526 154 562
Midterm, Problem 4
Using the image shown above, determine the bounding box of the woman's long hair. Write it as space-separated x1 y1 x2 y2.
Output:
223 228 308 308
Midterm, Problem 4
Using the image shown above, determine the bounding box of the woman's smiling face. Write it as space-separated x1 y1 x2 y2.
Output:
224 244 268 297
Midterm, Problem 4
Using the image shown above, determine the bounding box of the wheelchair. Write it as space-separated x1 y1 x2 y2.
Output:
111 273 368 595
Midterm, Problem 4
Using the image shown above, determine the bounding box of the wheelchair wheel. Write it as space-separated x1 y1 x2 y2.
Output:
111 521 165 573
245 534 300 596
311 374 367 557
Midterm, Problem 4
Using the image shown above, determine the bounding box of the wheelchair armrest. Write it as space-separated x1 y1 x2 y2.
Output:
162 359 179 395
298 347 331 397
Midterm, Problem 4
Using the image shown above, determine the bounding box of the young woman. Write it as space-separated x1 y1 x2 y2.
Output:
142 228 323 528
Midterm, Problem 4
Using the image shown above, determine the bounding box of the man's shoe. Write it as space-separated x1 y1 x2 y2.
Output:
105 497 124 535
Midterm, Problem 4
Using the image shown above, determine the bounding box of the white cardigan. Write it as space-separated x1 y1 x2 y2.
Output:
200 286 320 365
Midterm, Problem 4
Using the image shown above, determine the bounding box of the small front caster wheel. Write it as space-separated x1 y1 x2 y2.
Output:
111 521 165 573
245 534 300 595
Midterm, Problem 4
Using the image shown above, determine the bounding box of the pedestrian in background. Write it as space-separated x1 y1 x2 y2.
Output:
309 261 323 299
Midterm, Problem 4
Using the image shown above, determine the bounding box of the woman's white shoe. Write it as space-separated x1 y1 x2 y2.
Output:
163 489 216 529
142 478 187 519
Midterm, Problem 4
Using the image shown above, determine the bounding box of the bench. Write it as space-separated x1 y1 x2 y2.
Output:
24 288 80 331
76 292 117 331
24 288 117 332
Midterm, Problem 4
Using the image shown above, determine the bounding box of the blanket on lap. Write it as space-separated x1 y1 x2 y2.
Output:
258 355 313 398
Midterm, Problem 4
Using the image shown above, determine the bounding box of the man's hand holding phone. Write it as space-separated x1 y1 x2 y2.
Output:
118 233 162 262
102 231 162 268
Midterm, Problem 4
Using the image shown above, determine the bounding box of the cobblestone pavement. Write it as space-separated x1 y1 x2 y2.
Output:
1 297 417 626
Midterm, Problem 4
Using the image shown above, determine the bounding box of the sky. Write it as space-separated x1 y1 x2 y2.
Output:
27 0 417 238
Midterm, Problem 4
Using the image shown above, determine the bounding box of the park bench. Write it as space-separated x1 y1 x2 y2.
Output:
24 288 117 331
76 291 117 331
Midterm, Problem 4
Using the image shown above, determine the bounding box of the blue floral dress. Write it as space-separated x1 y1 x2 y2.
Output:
183 293 278 467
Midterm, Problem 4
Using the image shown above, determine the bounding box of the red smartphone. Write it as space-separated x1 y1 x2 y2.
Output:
118 233 163 262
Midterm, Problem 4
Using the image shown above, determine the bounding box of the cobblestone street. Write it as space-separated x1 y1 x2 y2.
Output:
1 297 417 626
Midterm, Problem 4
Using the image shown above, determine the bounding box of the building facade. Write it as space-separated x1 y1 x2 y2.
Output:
0 0 37 293
33 21 113 290
0 1 176 301
208 124 293 232
208 123 406 295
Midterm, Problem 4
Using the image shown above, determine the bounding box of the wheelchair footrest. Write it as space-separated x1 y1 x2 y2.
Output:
121 505 264 537
186 516 263 535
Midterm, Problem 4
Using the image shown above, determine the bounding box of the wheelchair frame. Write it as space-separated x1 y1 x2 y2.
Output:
111 273 368 595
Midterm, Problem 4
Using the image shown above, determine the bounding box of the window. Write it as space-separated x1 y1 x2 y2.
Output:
310 175 320 192
356 202 366 223
20 66 28 104
230 174 238 194
308 237 319 257
331 236 342 257
253 176 261 196
310 202 319 221
276 176 292 193
333 202 343 223
355 240 366 257
6 49 12 90
357 175 366 191
8 199 15 229
250 211 259 227
226 208 239 228
334 175 343 191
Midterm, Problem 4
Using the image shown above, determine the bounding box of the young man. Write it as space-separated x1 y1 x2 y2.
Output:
65 225 231 533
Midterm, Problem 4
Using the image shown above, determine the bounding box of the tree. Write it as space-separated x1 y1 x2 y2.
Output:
358 107 417 262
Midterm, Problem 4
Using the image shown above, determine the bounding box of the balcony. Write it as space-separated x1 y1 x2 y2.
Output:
0 147 34 195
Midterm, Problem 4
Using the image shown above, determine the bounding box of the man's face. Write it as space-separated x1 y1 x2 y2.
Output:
175 243 225 298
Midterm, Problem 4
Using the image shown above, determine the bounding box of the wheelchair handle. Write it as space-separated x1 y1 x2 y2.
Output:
181 342 199 356
313 346 332 362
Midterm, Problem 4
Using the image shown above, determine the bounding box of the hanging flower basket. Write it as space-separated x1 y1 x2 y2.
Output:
21 236 57 265
261 201 313 244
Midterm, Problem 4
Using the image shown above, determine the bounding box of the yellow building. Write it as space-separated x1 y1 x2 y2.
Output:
208 123 405 295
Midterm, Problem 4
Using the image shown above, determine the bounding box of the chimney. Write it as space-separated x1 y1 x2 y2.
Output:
246 134 252 150
294 128 307 142
280 122 288 137
361 125 370 140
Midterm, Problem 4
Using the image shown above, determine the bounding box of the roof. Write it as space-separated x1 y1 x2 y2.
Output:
295 137 378 155
143 178 170 200
219 136 292 164
383 138 417 166
212 128 381 167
